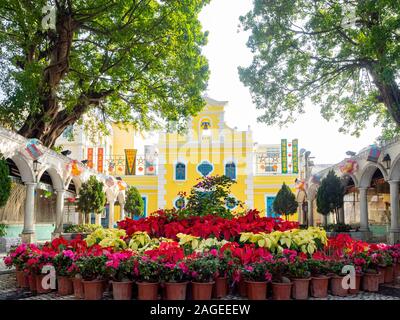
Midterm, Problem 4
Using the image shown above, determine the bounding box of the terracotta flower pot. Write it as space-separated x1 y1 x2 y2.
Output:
330 276 348 297
72 277 84 299
82 279 105 300
28 274 37 293
16 270 30 289
192 281 215 300
272 282 292 300
164 282 188 300
238 278 247 297
362 273 380 292
349 274 362 294
214 277 228 299
36 274 52 294
310 276 329 298
292 278 310 300
111 281 133 300
377 267 385 284
246 281 267 300
57 276 74 296
137 282 159 300
384 266 394 283
394 263 400 283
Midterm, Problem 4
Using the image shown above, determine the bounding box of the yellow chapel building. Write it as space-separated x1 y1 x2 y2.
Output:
57 97 300 221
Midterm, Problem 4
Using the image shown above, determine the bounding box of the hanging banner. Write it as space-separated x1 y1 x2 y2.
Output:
367 145 381 163
24 139 43 160
125 149 137 175
281 139 288 174
97 148 104 173
87 148 93 169
292 139 299 174
339 159 359 174
145 145 156 175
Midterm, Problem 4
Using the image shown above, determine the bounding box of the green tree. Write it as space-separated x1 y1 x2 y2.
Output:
77 175 106 223
0 155 11 208
0 0 210 147
182 175 243 218
273 183 298 221
125 186 144 218
316 170 345 224
239 0 400 139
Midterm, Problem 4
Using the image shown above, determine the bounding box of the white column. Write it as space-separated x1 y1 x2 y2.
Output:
21 182 36 243
307 199 314 226
95 213 101 225
389 180 400 244
54 189 65 233
108 201 115 228
297 205 302 224
338 207 345 224
359 187 370 241
120 203 125 220
322 214 328 227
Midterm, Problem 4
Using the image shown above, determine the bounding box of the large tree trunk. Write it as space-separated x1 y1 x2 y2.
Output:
17 12 78 147
368 66 400 127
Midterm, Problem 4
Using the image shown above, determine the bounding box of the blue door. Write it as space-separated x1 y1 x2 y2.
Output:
266 196 278 217
133 196 147 220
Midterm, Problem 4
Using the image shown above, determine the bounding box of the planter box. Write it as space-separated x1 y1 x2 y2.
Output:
0 237 21 253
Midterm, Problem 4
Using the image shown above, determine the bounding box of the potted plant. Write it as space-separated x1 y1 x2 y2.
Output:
308 254 331 298
329 260 348 297
53 250 75 296
269 256 292 300
288 254 311 300
362 251 383 292
240 262 271 300
4 244 31 289
188 253 219 300
105 252 135 300
213 249 233 299
349 254 366 294
76 254 107 300
135 256 161 300
160 260 190 300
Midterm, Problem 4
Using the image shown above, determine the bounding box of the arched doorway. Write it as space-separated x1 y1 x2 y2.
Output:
341 175 358 225
368 168 390 241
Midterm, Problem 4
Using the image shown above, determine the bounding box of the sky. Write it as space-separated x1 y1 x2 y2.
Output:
198 0 382 165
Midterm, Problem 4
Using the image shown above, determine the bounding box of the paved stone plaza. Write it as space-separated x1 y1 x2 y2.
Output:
0 272 398 301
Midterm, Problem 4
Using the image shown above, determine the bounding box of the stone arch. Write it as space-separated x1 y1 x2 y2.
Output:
9 154 35 183
388 152 400 181
359 163 388 188
340 173 359 188
37 166 64 191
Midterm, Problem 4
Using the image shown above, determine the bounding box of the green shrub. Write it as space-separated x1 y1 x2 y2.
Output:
63 224 102 234
77 175 106 217
0 156 11 208
125 186 144 217
0 224 7 237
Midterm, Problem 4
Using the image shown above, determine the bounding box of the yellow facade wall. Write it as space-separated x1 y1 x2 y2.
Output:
111 123 135 156
254 175 299 221
123 176 159 215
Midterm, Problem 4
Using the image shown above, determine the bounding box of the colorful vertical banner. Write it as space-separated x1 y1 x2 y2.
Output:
145 145 156 175
292 139 299 174
367 145 381 163
281 139 288 174
125 149 137 175
97 148 104 173
87 148 93 169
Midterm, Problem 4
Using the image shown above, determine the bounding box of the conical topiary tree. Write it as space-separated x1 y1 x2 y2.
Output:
316 170 345 225
273 183 298 220
125 186 144 218
0 155 11 208
77 175 106 224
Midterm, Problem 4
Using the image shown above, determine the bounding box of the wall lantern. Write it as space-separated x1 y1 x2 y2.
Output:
33 159 40 174
383 154 391 170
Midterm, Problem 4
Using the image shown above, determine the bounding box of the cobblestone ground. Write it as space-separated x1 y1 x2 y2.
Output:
0 272 399 300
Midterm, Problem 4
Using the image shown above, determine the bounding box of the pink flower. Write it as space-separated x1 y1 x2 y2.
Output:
264 271 272 282
245 266 254 272
63 250 75 259
210 249 218 257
